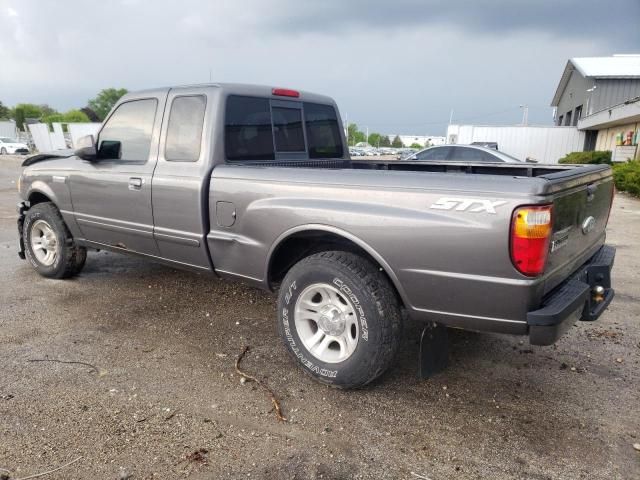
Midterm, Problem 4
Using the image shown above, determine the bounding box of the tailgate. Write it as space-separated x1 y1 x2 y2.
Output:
543 168 614 294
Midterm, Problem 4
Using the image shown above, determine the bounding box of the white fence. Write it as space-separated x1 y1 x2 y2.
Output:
446 125 586 164
0 120 18 139
27 122 101 153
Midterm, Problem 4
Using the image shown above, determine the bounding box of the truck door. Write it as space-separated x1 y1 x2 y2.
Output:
150 87 213 270
70 91 166 255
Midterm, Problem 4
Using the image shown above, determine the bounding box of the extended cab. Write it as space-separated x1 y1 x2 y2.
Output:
16 84 615 388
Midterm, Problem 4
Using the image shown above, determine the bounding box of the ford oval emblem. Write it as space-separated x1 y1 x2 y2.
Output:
582 216 596 234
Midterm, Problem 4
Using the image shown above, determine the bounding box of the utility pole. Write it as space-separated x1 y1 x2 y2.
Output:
448 109 454 125
520 105 529 126
344 112 349 145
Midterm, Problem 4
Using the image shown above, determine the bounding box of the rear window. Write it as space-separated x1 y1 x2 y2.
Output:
451 147 495 162
224 95 344 161
225 96 275 161
304 102 343 159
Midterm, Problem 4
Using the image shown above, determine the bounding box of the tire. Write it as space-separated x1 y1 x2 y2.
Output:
277 250 402 389
23 202 87 279
0 148 6 155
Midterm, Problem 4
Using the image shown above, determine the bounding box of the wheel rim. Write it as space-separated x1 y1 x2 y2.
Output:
294 283 359 363
30 219 59 266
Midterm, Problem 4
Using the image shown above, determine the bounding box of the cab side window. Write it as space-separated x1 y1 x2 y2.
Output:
165 95 206 162
98 99 158 162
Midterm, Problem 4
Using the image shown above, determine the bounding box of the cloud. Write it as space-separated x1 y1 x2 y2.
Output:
266 0 640 47
0 0 637 135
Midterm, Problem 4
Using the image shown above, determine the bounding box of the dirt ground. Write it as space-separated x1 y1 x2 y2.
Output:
0 155 638 479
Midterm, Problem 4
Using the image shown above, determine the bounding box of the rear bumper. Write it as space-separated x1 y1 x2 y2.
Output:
527 245 615 345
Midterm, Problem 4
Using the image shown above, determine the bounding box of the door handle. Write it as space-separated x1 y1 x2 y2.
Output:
129 177 143 190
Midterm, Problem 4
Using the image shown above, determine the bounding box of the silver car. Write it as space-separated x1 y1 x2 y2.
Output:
405 145 523 163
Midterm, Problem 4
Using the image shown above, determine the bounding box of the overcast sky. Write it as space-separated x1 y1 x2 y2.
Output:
1 0 639 135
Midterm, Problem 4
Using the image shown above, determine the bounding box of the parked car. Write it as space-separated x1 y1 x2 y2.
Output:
16 83 616 389
405 145 523 163
0 137 30 155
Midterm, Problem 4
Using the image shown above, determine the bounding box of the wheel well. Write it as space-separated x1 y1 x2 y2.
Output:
28 191 52 206
268 230 403 304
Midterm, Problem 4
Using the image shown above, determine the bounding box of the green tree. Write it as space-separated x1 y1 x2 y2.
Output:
38 104 58 117
62 109 90 123
41 113 64 127
391 135 403 148
379 135 391 147
409 142 423 149
14 107 25 131
0 101 10 119
88 88 128 121
13 103 43 119
347 123 366 146
367 132 383 147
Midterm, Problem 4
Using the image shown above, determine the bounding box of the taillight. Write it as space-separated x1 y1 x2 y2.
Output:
272 88 300 98
510 205 553 277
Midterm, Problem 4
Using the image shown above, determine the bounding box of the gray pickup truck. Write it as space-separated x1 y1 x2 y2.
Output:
16 84 615 388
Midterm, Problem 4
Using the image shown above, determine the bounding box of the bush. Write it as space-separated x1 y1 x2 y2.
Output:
613 160 640 197
558 151 612 164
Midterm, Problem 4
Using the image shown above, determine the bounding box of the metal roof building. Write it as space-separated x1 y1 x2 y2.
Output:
551 54 640 161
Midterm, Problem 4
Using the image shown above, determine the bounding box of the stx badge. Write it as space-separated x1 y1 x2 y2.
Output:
430 197 507 214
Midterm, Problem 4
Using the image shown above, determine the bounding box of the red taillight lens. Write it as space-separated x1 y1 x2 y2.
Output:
510 205 553 276
272 88 300 98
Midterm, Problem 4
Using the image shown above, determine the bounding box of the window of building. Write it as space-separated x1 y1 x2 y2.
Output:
573 105 583 126
558 115 564 126
304 102 343 159
165 95 206 162
565 111 572 126
225 96 275 161
272 107 305 152
98 99 158 162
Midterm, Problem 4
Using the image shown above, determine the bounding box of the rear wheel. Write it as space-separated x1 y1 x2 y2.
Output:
23 202 87 279
0 147 6 155
277 250 402 389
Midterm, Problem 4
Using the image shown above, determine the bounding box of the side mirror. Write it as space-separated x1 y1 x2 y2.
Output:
75 135 97 161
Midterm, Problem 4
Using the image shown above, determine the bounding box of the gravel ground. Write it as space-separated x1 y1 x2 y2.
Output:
0 155 638 479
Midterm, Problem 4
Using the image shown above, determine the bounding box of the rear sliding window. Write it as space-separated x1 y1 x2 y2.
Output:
273 107 305 152
224 95 343 161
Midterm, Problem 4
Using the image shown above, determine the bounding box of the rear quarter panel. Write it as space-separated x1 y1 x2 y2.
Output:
208 165 550 334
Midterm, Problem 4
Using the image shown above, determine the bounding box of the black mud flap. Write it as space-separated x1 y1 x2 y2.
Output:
17 202 28 260
419 322 449 378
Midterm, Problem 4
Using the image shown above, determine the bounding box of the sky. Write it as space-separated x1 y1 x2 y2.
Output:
1 0 639 136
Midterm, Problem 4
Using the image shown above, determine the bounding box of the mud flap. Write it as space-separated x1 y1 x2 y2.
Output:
17 202 28 260
419 322 449 378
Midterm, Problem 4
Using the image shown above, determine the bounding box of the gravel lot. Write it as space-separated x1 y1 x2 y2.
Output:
0 155 638 479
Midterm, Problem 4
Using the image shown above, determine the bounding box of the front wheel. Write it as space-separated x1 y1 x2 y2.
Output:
0 148 6 155
277 250 402 389
23 202 87 279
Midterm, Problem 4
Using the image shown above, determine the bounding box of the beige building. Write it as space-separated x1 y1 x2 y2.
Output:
551 55 640 161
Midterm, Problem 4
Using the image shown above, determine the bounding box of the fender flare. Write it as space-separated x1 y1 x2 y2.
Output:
265 223 410 308
27 181 58 206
